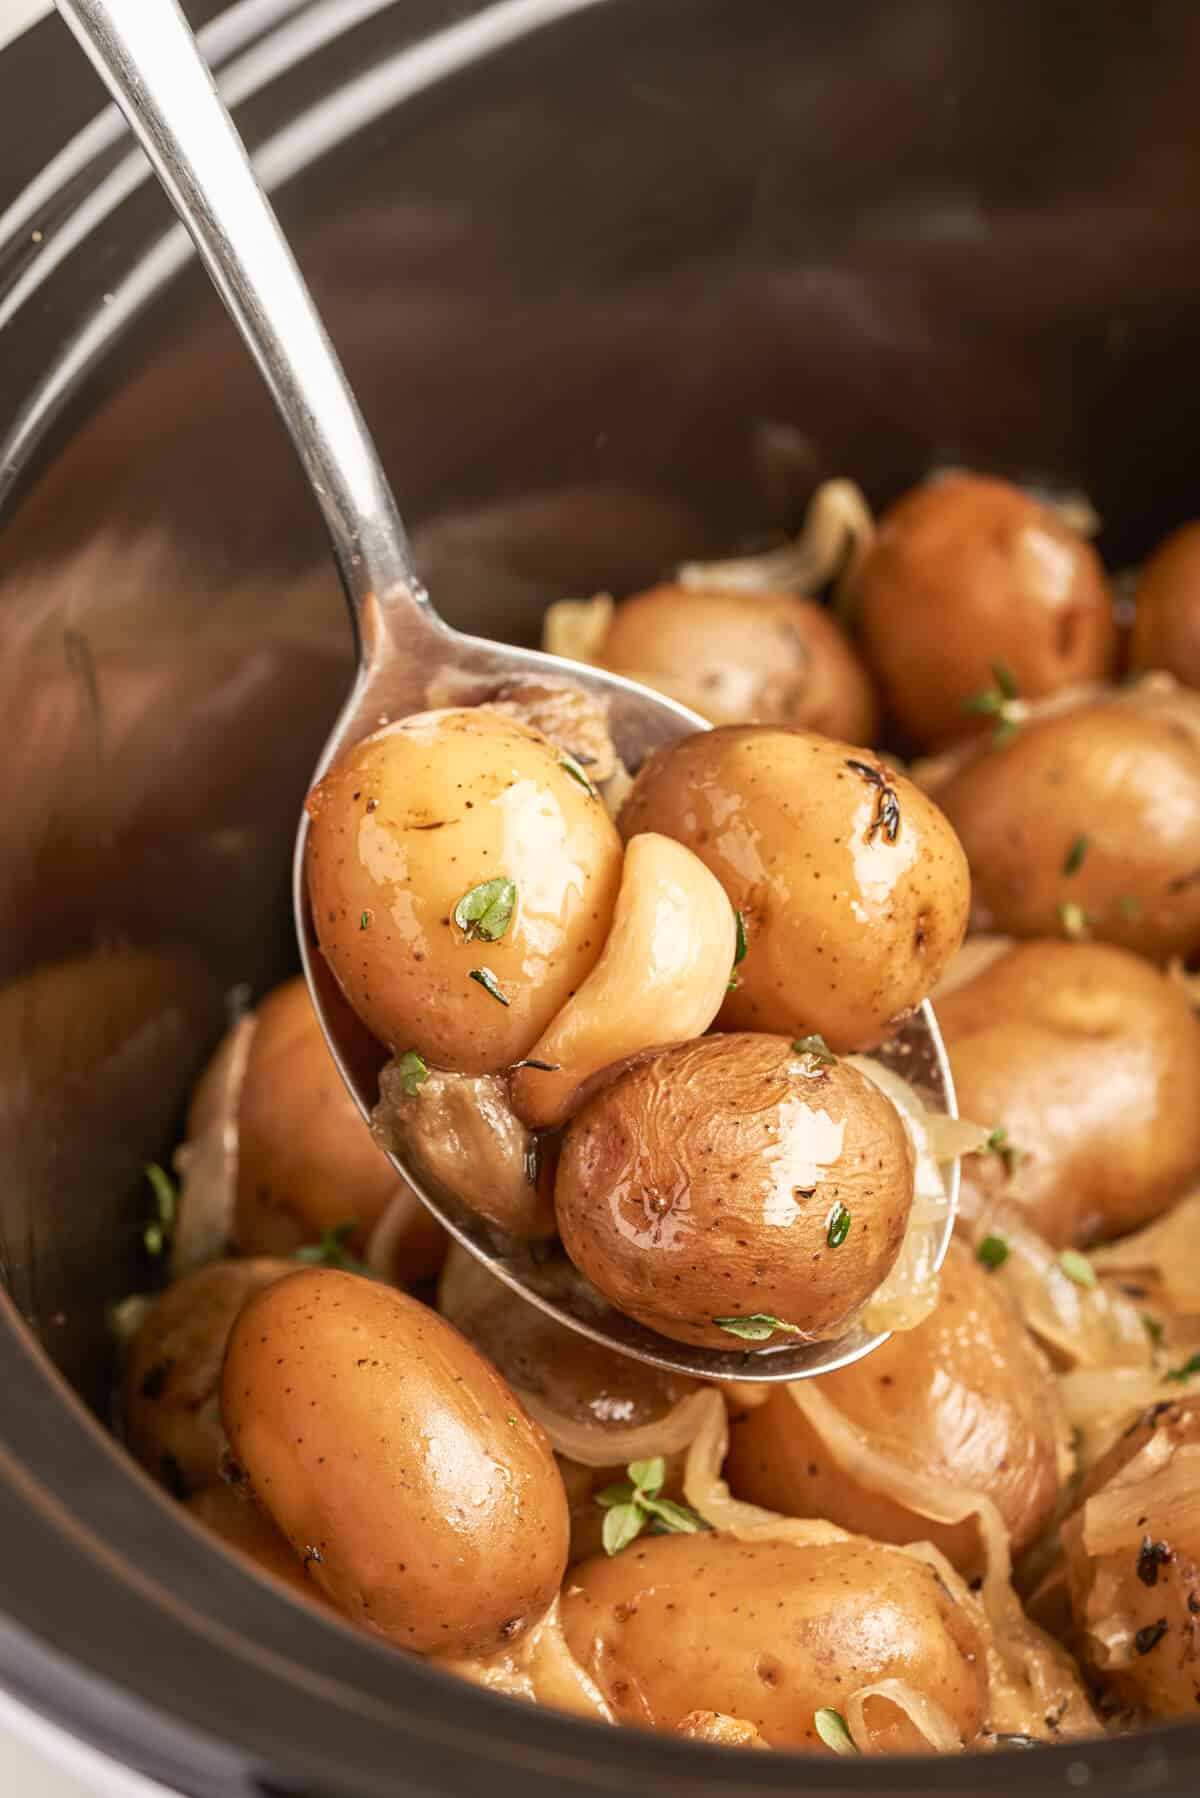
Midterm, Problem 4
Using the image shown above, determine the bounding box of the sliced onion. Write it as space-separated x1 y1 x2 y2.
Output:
517 1385 718 1471
540 593 615 665
1082 1435 1200 1558
932 935 1015 1000
169 1014 255 1278
677 478 875 620
682 1390 850 1545
1090 1189 1200 1316
441 1595 612 1721
844 1679 964 1755
1058 1367 1183 1474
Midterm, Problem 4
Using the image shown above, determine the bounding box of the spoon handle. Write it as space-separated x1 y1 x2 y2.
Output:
56 0 427 637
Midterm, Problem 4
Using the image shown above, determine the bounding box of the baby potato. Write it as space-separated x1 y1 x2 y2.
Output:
560 1532 989 1750
123 1257 294 1497
1062 1396 1200 1716
233 976 443 1281
305 707 623 1074
619 726 969 1051
855 473 1116 749
555 1034 915 1351
1130 521 1200 688
928 684 1200 961
186 1484 327 1609
596 584 879 740
725 1238 1066 1576
938 941 1200 1245
221 1268 569 1656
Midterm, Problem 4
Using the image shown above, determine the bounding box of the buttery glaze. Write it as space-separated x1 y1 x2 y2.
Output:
221 1269 569 1657
619 725 969 1052
123 1256 295 1498
559 1532 989 1750
1130 521 1200 688
939 941 1200 1246
854 473 1116 751
928 685 1200 963
510 832 736 1130
554 1034 915 1350
725 1238 1066 1577
596 583 879 740
304 707 623 1074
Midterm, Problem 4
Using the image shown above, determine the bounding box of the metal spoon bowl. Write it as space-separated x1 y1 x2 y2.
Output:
59 0 960 1381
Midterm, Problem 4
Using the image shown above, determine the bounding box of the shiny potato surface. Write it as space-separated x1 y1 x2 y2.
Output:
1130 521 1200 689
1062 1397 1200 1716
123 1257 294 1497
939 941 1200 1245
725 1238 1065 1575
560 1532 989 1750
555 1034 915 1350
221 1268 569 1656
929 688 1200 961
619 726 969 1052
597 584 879 740
856 473 1116 749
305 708 623 1074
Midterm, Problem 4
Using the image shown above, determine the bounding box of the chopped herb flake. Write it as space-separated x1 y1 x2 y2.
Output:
962 661 1026 746
1135 1619 1168 1655
1143 1315 1165 1347
144 1163 176 1226
734 910 748 964
1136 1537 1172 1588
713 1313 803 1342
454 877 517 943
814 1707 859 1756
469 967 510 1006
395 1050 429 1097
359 910 372 930
1166 1353 1200 1384
977 1234 1010 1271
559 753 598 798
984 1124 1022 1176
294 1221 374 1277
1058 900 1090 940
1062 835 1090 877
791 1034 836 1070
1059 1248 1097 1289
826 1202 852 1248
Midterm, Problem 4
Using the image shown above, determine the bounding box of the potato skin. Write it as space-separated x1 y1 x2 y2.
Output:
560 1532 989 1749
555 1035 914 1350
123 1258 295 1497
620 726 969 1052
725 1238 1064 1576
931 693 1200 961
1063 1398 1200 1716
304 708 622 1074
1130 521 1200 688
598 584 879 740
233 977 443 1280
221 1269 569 1656
939 941 1200 1245
856 474 1116 749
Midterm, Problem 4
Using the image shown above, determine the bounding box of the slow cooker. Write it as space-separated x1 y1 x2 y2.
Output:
3 1 1200 1791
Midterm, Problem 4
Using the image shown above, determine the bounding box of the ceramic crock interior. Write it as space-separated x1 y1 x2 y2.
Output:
2 1 1200 1792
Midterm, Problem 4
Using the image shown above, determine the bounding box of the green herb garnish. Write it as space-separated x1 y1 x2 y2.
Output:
142 1163 177 1257
1117 894 1142 921
469 967 510 1006
596 1456 707 1556
559 753 598 798
728 909 749 990
792 1034 836 1070
845 758 902 844
454 877 517 943
1165 1353 1200 1384
814 1707 859 1756
1143 1315 1165 1347
1058 900 1090 941
826 1202 852 1248
977 1234 1011 1270
713 1313 803 1342
962 660 1025 745
1062 835 1090 877
294 1221 374 1277
395 1050 429 1097
1059 1248 1097 1290
359 910 372 930
984 1124 1022 1176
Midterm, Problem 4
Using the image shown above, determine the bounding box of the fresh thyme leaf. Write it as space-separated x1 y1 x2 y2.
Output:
628 1457 666 1496
1143 1314 1165 1347
454 877 517 943
1165 1352 1200 1384
559 753 598 798
734 910 748 964
359 910 372 930
713 1313 802 1342
962 661 1025 746
791 1034 836 1070
826 1202 852 1248
642 1495 706 1534
991 659 1019 701
602 1502 645 1557
1058 900 1090 940
984 1124 1022 1176
143 1222 164 1257
294 1221 374 1277
594 1481 636 1509
396 1050 429 1097
144 1163 177 1227
1059 1248 1097 1289
977 1234 1010 1270
814 1707 859 1756
1062 835 1090 877
469 967 510 1006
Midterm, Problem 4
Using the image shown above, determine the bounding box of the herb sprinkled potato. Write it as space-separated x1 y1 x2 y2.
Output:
221 1269 569 1656
855 473 1116 749
304 708 622 1074
619 725 969 1051
939 941 1200 1246
555 1034 915 1350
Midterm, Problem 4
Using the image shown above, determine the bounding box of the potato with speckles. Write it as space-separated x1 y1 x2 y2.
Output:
560 1532 989 1750
220 1268 569 1656
554 1034 915 1351
123 1257 295 1497
725 1238 1067 1577
304 707 623 1075
855 473 1116 750
619 726 969 1052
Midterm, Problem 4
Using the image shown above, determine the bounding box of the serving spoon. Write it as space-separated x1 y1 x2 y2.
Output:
58 0 960 1382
